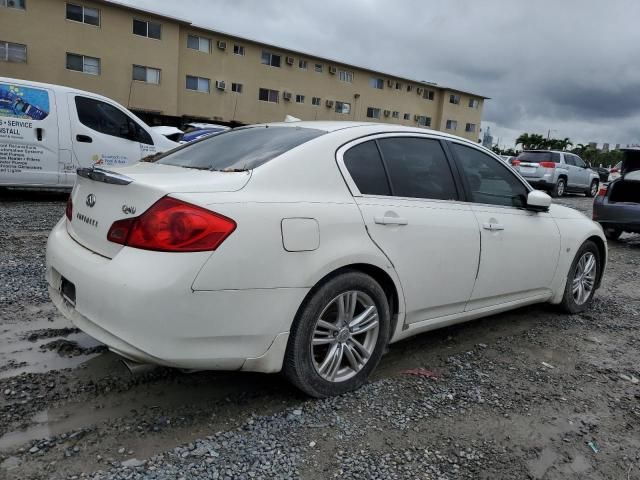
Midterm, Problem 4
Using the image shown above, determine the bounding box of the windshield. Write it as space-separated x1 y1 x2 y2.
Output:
157 126 325 171
517 151 556 163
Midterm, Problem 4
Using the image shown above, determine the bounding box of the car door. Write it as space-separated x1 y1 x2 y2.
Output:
571 154 590 188
68 94 154 168
562 153 580 189
447 141 561 310
337 135 481 324
0 81 59 186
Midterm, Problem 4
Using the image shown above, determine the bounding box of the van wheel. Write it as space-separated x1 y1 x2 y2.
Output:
551 178 566 198
560 240 600 314
283 271 390 398
586 180 599 197
604 228 622 240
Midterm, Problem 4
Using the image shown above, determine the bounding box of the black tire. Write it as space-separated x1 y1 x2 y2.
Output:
551 178 566 198
603 227 622 241
283 271 390 398
586 180 599 197
560 240 600 314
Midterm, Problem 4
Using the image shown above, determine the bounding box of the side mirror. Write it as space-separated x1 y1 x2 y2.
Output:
527 190 551 212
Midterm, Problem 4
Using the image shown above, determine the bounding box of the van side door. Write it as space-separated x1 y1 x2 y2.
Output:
67 94 154 169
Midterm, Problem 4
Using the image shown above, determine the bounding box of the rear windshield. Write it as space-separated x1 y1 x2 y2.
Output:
517 152 559 163
157 126 325 171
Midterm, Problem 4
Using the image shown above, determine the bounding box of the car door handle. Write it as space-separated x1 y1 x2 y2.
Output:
76 134 93 143
482 222 504 231
374 216 408 225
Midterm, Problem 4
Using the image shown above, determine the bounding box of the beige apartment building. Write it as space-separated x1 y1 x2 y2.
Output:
0 0 487 140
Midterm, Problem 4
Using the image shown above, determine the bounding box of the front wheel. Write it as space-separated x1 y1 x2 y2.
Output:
283 271 390 398
560 241 600 314
586 180 599 197
551 178 566 198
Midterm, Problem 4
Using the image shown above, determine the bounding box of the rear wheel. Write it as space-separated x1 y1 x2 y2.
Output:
551 178 566 198
283 271 390 398
603 227 622 241
560 240 600 314
586 180 599 197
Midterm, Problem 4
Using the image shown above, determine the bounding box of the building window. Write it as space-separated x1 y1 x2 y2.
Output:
66 53 100 75
311 96 321 106
314 63 323 73
231 82 243 93
417 116 431 127
465 123 476 133
403 113 410 120
446 119 458 130
0 41 27 63
187 34 210 53
132 65 160 84
394 82 402 90
298 59 307 69
369 77 384 89
294 94 305 104
258 88 279 103
1 0 25 9
133 19 161 39
186 75 210 93
261 51 281 67
423 90 434 100
449 94 460 105
392 111 399 118
335 101 351 114
66 4 100 26
406 85 413 92
232 44 245 56
366 107 381 119
469 98 480 108
338 70 353 83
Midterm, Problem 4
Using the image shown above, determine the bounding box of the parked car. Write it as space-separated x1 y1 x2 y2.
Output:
150 125 183 143
0 77 178 190
46 122 606 397
513 150 600 197
593 149 640 240
608 161 622 182
591 166 610 183
180 127 227 143
500 155 515 164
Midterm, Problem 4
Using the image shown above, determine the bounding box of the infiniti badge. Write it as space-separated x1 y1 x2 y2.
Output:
85 193 96 208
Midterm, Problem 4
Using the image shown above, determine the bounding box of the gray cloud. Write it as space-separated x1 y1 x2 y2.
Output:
120 0 640 147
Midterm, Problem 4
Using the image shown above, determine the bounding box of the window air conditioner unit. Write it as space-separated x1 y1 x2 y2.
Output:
325 99 334 107
283 91 292 101
383 110 391 117
329 66 337 74
217 40 227 50
416 87 423 95
286 56 294 65
215 80 226 90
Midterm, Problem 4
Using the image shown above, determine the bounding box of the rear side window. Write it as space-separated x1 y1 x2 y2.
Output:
75 96 153 145
452 143 528 208
343 141 391 196
564 154 576 166
157 126 324 171
378 137 457 200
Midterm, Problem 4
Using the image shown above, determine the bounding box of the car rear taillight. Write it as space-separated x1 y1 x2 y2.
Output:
107 197 236 252
512 160 521 167
539 162 556 168
598 185 608 197
65 196 73 221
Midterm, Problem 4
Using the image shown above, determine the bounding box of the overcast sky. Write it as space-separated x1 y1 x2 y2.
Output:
121 0 640 149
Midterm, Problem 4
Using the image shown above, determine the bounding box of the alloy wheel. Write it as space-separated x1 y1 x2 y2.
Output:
557 180 565 196
590 182 598 196
572 252 597 305
311 291 379 382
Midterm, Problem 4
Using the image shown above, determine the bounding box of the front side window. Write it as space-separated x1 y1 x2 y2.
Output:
335 101 351 114
338 70 353 83
133 19 161 39
446 119 457 130
233 44 245 55
66 3 100 25
187 34 210 52
258 88 279 103
369 77 384 89
379 137 457 201
1 0 26 9
449 94 460 104
311 96 321 106
66 53 100 74
261 51 281 67
0 41 27 63
133 65 160 84
186 75 210 92
451 143 528 208
157 126 324 171
343 141 390 196
75 96 153 144
573 155 586 168
366 107 381 119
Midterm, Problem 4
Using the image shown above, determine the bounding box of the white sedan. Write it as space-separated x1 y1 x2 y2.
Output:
46 122 607 397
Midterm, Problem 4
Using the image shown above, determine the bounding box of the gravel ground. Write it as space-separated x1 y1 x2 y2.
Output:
0 191 639 479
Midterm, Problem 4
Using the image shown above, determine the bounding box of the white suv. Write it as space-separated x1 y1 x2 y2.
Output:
514 150 600 197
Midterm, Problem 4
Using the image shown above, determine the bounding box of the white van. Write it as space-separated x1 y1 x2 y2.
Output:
0 77 178 189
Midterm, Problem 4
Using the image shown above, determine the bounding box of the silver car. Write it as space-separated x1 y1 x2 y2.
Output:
514 150 600 197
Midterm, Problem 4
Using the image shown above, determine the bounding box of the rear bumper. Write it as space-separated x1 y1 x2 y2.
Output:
593 200 640 232
45 218 308 372
523 178 555 190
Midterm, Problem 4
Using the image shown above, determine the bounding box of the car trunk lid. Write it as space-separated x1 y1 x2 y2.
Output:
514 152 557 178
66 163 250 258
